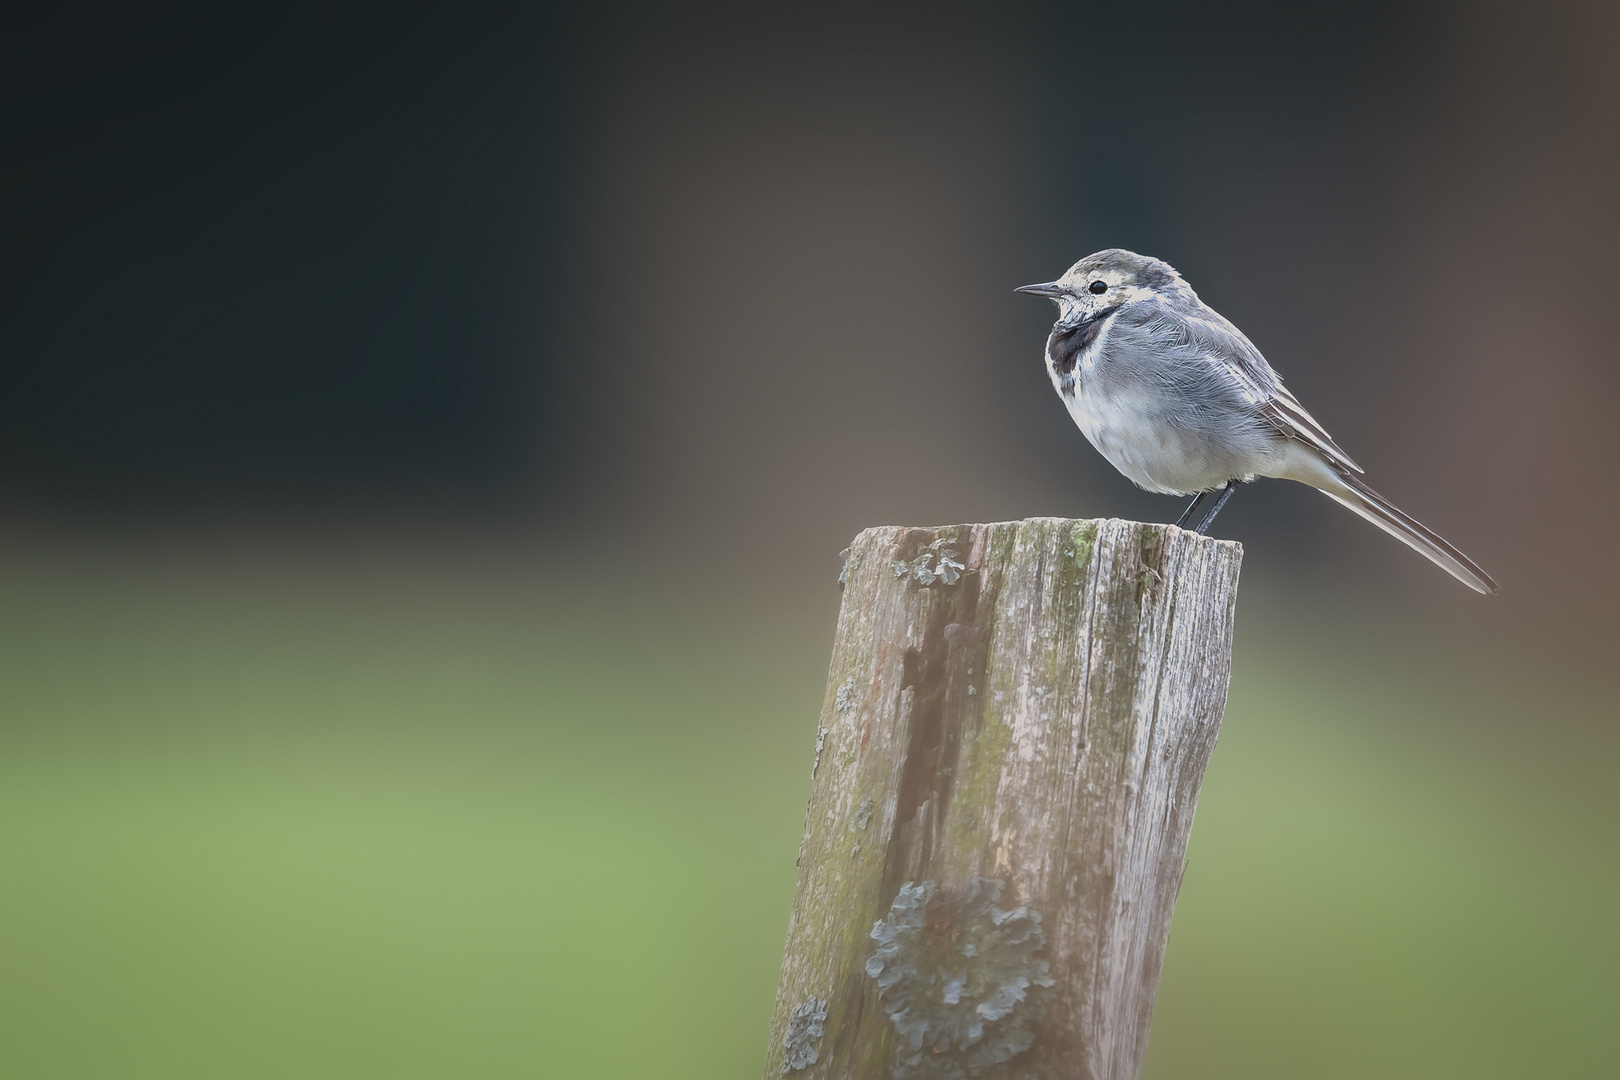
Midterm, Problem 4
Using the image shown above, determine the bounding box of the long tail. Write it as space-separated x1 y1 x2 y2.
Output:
1317 472 1499 595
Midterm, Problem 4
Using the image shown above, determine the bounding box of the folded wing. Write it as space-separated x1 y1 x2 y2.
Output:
1179 307 1364 475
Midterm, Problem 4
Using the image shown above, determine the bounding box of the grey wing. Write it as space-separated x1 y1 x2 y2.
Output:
1150 301 1365 475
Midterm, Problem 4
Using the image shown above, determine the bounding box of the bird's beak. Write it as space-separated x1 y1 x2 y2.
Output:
1014 281 1065 298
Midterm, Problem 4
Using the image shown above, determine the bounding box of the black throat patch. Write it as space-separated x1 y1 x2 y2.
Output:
1047 305 1122 377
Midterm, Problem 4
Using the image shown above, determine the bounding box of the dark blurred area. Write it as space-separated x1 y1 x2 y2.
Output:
3 2 1616 632
1 3 1616 1078
0 7 580 516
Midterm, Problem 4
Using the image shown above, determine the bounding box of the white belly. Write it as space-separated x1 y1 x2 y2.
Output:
1045 314 1198 493
1064 388 1205 494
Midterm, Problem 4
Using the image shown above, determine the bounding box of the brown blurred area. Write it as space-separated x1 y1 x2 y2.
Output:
558 1 1620 645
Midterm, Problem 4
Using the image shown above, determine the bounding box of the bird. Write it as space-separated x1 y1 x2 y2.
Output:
1016 248 1498 594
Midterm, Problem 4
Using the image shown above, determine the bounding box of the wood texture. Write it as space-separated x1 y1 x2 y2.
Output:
764 518 1242 1079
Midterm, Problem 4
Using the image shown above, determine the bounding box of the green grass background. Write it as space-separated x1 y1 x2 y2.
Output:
0 557 1613 1077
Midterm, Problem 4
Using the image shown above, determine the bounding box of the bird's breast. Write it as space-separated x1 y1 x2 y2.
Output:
1049 348 1236 495
1062 384 1180 490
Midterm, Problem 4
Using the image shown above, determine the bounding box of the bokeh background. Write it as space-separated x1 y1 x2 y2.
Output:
1 3 1616 1077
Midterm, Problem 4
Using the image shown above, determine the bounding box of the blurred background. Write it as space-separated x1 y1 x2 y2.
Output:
1 3 1616 1076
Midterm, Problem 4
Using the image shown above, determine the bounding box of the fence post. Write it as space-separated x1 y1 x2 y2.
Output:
764 518 1242 1079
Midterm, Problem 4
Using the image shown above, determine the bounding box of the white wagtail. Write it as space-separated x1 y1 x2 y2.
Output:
1017 248 1498 594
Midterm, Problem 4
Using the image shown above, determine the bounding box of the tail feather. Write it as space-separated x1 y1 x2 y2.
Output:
1318 472 1499 595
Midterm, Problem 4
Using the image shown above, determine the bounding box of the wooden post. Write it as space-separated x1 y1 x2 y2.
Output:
764 518 1242 1079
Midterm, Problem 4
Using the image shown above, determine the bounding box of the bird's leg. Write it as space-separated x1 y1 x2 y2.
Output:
1192 479 1240 534
1173 490 1210 529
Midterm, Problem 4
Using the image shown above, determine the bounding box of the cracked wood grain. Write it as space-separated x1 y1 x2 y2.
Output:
764 518 1242 1079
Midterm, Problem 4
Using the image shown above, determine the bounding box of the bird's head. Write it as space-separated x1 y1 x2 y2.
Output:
1015 248 1183 327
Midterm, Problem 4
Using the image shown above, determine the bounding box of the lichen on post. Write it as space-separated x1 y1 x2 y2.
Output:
763 518 1242 1079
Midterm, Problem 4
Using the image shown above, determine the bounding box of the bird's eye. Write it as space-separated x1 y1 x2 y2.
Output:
1088 280 1108 294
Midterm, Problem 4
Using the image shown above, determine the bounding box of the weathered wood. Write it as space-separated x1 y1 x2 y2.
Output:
764 518 1241 1079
